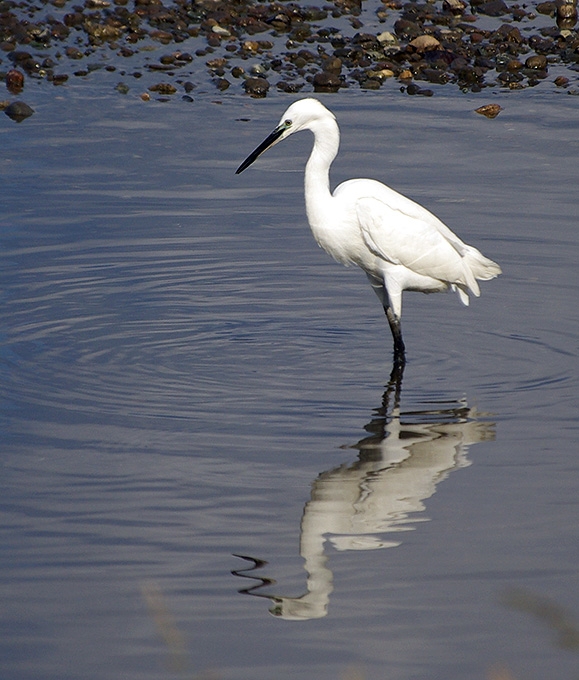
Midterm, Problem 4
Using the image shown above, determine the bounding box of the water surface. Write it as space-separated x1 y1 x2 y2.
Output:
1 89 578 680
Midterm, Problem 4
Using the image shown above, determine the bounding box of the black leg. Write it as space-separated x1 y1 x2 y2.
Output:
387 356 404 392
384 306 405 367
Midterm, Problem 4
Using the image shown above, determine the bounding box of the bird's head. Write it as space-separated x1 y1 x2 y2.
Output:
235 98 335 174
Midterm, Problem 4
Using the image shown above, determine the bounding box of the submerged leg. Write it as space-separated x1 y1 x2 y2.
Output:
385 307 405 366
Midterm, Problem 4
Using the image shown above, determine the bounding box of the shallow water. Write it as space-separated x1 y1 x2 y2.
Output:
1 88 578 680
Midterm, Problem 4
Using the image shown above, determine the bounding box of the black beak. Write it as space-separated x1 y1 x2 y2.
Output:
236 125 285 174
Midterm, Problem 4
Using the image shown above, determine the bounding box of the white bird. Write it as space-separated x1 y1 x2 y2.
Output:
236 98 501 365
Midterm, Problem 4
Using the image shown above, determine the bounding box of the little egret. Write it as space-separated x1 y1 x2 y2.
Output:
236 98 501 365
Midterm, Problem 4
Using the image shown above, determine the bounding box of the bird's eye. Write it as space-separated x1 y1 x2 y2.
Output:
284 119 292 127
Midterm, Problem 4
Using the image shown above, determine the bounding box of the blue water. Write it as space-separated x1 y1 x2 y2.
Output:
1 88 578 680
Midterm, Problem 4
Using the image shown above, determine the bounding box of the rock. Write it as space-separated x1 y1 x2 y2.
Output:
322 56 342 74
443 0 467 13
366 68 395 80
557 2 578 28
313 71 341 92
215 78 230 91
525 54 548 69
360 77 381 89
243 77 269 97
149 30 173 44
4 100 34 122
377 31 398 46
406 83 433 95
276 80 305 93
1 0 578 98
211 25 231 37
394 19 422 40
148 82 177 94
5 69 24 94
408 35 441 52
536 1 557 16
475 103 502 118
65 46 84 60
477 0 509 16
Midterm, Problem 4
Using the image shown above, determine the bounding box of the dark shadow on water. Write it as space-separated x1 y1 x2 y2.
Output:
232 367 496 620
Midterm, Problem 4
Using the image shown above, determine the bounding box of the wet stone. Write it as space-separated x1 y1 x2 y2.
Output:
313 70 341 91
477 0 510 15
277 80 305 92
528 35 554 52
148 81 177 94
536 1 557 16
65 46 84 59
443 0 467 13
408 35 441 52
4 99 34 121
421 67 452 83
557 3 578 28
475 103 502 117
360 77 381 89
5 69 24 93
215 77 230 90
243 76 269 97
394 19 422 40
1 0 579 97
525 54 548 69
498 70 524 83
51 73 69 85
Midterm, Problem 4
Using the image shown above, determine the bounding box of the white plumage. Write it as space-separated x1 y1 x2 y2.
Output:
236 98 501 365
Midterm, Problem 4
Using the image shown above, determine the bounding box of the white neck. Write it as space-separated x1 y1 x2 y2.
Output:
304 117 340 225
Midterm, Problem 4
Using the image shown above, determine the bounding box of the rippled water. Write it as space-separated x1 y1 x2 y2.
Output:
1 90 578 680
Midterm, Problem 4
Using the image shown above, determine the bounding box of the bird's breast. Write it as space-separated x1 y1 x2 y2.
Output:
306 197 368 268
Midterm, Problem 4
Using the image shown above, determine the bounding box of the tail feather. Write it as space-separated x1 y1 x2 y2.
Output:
464 246 502 282
455 246 501 306
453 283 471 306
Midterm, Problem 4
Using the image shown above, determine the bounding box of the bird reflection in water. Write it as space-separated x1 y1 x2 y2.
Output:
233 368 495 620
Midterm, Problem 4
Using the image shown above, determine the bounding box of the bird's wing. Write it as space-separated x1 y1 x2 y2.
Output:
355 195 477 289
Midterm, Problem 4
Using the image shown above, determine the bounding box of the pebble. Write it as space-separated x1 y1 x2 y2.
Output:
0 0 578 99
215 77 230 91
5 69 24 93
148 82 177 94
313 71 341 92
408 35 441 52
525 55 548 69
243 77 269 97
4 100 34 122
475 103 503 118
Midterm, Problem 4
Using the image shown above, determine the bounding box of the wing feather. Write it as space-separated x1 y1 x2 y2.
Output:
355 195 478 291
